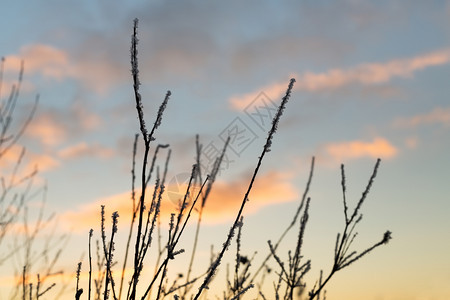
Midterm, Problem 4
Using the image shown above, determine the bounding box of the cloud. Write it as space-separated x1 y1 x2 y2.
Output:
4 43 127 95
4 44 70 80
300 48 450 89
0 77 35 96
229 80 294 111
24 102 102 148
229 48 450 110
71 102 102 130
163 170 299 224
69 50 127 94
59 192 132 233
322 137 398 162
404 136 419 149
60 189 190 233
59 170 298 233
24 111 67 146
394 107 450 128
0 144 59 178
0 144 23 167
58 142 114 160
28 152 60 173
201 170 298 224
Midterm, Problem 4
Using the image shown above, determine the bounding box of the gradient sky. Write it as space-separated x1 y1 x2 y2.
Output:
1 1 450 299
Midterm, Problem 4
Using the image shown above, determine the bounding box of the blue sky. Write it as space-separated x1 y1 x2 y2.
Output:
1 1 450 299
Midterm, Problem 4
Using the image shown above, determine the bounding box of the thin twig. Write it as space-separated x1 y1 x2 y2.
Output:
193 78 296 300
251 156 315 283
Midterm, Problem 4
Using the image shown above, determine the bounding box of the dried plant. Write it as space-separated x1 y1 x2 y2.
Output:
75 262 83 300
0 18 393 299
192 77 296 300
0 57 38 265
307 159 392 299
71 18 392 300
0 57 68 300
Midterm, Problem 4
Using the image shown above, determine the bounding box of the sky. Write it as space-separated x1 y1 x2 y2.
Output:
1 1 450 299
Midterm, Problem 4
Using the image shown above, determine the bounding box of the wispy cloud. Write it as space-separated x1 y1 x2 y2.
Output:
0 144 59 176
297 48 450 91
28 152 60 173
71 102 102 130
4 43 127 94
201 170 298 224
58 142 114 160
229 48 450 110
59 190 190 233
229 79 294 111
25 111 67 146
59 170 298 233
24 103 102 148
322 137 398 162
4 44 69 80
404 136 419 149
59 192 133 233
394 107 450 128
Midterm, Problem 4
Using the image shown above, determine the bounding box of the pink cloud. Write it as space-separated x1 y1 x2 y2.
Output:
4 44 126 94
201 170 298 224
58 142 114 159
71 102 102 130
298 48 450 91
229 79 293 111
404 136 419 149
59 170 298 233
0 77 35 96
59 192 134 233
24 104 102 148
28 152 60 173
25 112 67 146
0 144 23 168
164 170 299 224
323 137 398 162
394 107 450 128
229 48 450 110
69 55 125 94
4 44 70 80
59 190 186 234
0 144 59 179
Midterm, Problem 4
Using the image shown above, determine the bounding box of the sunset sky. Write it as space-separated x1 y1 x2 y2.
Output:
1 1 450 299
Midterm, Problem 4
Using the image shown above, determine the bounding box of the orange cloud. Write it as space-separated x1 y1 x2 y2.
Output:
229 48 450 110
59 170 298 233
4 44 70 80
0 77 35 96
69 55 125 94
404 136 419 149
27 152 60 173
24 103 102 148
71 102 102 130
58 142 114 160
0 144 59 177
0 144 24 169
201 171 298 224
298 48 450 91
25 112 67 146
229 78 296 110
4 43 126 94
323 137 397 162
59 189 186 234
59 192 135 234
394 107 450 128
